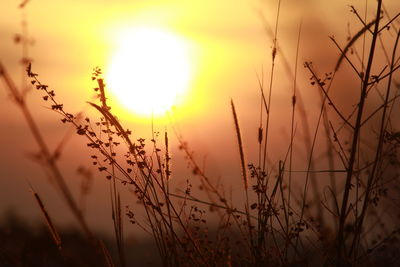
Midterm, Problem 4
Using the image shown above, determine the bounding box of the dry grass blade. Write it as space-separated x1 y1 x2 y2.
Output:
19 0 30 9
231 99 248 190
98 240 117 267
231 99 255 254
29 185 62 250
334 18 378 72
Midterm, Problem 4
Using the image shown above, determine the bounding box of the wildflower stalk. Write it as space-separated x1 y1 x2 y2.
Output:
336 0 382 264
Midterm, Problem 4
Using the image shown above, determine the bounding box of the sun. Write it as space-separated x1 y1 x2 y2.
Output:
106 26 192 117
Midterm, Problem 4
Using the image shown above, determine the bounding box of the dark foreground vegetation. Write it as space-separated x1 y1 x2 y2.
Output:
1 0 400 266
0 211 161 267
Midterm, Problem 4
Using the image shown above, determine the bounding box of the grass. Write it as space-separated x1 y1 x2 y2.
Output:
1 0 400 266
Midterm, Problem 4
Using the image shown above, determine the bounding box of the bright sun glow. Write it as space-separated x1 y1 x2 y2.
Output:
106 26 192 117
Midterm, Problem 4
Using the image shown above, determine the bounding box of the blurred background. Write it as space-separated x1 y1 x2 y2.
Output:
1 0 399 264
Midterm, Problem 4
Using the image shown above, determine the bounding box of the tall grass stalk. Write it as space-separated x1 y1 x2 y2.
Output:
337 1 382 264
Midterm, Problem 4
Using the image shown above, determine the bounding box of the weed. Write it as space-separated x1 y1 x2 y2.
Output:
1 1 400 266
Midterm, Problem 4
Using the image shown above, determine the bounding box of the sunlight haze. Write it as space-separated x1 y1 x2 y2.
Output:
106 26 193 117
1 2 400 263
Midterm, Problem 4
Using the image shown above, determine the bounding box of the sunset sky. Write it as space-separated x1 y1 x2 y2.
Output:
1 0 399 237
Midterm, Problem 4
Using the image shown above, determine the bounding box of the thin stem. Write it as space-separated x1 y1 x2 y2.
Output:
336 1 382 264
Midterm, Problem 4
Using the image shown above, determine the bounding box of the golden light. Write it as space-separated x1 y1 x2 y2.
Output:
106 26 192 117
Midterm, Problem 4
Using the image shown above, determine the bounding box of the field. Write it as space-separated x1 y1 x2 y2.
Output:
1 0 400 266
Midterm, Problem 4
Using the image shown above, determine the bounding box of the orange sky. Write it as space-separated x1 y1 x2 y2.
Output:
1 0 400 237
